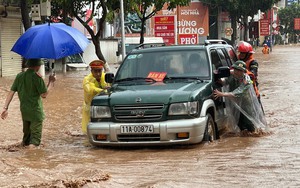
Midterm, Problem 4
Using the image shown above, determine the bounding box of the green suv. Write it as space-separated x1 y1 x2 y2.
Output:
87 40 238 146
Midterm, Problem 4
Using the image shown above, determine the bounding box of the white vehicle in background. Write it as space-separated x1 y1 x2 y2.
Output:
66 53 88 71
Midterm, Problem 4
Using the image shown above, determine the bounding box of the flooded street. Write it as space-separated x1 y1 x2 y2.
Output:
0 45 300 188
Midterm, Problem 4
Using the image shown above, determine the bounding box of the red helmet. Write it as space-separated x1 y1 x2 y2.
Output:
238 41 255 53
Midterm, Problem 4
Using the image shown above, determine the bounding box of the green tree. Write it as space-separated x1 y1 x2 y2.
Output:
20 0 32 31
122 0 191 44
20 0 125 70
278 3 300 43
51 0 119 70
201 0 279 43
19 0 32 70
20 0 46 29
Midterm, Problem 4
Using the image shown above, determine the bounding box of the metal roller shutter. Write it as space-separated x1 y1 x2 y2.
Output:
0 18 22 77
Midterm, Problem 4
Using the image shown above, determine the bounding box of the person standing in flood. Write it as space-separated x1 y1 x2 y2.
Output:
1 59 56 149
262 44 270 54
82 60 110 134
237 41 259 85
237 41 264 109
213 60 266 135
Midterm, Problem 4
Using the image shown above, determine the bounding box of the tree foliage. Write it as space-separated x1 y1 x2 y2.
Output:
51 0 116 69
278 3 300 42
201 0 279 42
116 0 191 44
51 0 191 65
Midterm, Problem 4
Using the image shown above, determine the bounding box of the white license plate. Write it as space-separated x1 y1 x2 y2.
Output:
120 125 154 133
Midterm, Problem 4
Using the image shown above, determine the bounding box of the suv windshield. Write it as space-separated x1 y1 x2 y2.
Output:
115 49 210 81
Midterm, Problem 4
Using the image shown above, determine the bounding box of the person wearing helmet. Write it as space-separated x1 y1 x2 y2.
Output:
237 41 259 87
237 41 264 109
214 60 250 99
213 60 266 135
262 43 270 54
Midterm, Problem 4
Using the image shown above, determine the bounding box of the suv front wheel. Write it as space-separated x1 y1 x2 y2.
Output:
203 113 217 142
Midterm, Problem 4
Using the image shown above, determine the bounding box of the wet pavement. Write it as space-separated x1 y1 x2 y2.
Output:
0 45 300 188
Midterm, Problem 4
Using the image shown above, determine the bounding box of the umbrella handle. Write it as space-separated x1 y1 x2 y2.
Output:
50 61 55 87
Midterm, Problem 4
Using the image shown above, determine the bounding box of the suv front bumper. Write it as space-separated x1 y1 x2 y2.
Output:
87 117 208 146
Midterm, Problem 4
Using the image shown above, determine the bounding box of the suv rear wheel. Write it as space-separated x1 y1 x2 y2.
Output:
203 113 217 142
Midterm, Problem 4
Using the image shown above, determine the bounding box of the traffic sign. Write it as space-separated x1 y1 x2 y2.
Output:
224 27 233 36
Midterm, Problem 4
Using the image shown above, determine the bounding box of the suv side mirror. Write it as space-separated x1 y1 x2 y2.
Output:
214 66 230 80
105 73 115 83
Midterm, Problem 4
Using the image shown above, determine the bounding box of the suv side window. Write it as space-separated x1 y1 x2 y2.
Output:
225 47 238 65
216 49 229 66
210 49 226 71
210 50 221 71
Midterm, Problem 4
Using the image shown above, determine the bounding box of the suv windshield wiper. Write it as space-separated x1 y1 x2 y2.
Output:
115 77 156 83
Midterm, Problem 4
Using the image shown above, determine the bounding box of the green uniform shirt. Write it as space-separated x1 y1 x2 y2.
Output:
226 73 254 112
226 74 251 98
11 69 47 122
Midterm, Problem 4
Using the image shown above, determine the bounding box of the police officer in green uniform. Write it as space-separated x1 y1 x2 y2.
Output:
213 60 265 134
1 59 56 149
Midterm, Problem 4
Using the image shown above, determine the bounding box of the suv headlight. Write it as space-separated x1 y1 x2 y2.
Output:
168 101 198 115
91 106 111 118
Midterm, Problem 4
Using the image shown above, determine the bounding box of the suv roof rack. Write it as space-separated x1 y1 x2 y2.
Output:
135 43 166 50
204 39 228 46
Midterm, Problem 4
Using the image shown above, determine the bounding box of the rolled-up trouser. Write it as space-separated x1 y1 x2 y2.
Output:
22 120 43 146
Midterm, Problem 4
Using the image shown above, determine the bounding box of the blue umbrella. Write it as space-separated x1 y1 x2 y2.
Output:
11 23 90 59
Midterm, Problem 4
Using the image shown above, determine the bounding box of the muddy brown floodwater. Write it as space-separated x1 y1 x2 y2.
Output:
0 45 300 188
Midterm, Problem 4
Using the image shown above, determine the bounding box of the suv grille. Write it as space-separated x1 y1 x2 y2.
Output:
115 114 162 121
114 104 164 111
114 104 164 122
117 134 160 142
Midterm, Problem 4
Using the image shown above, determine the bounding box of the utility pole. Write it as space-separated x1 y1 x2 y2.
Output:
270 8 273 52
120 0 126 61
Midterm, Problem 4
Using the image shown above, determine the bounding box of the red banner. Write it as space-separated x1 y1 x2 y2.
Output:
260 19 270 36
163 38 176 45
155 31 175 37
154 16 175 24
294 18 300 30
179 34 198 45
177 2 209 37
147 72 167 82
154 25 175 31
154 15 176 45
153 2 209 45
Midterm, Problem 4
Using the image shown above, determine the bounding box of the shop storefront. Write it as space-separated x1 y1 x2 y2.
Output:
0 6 22 77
